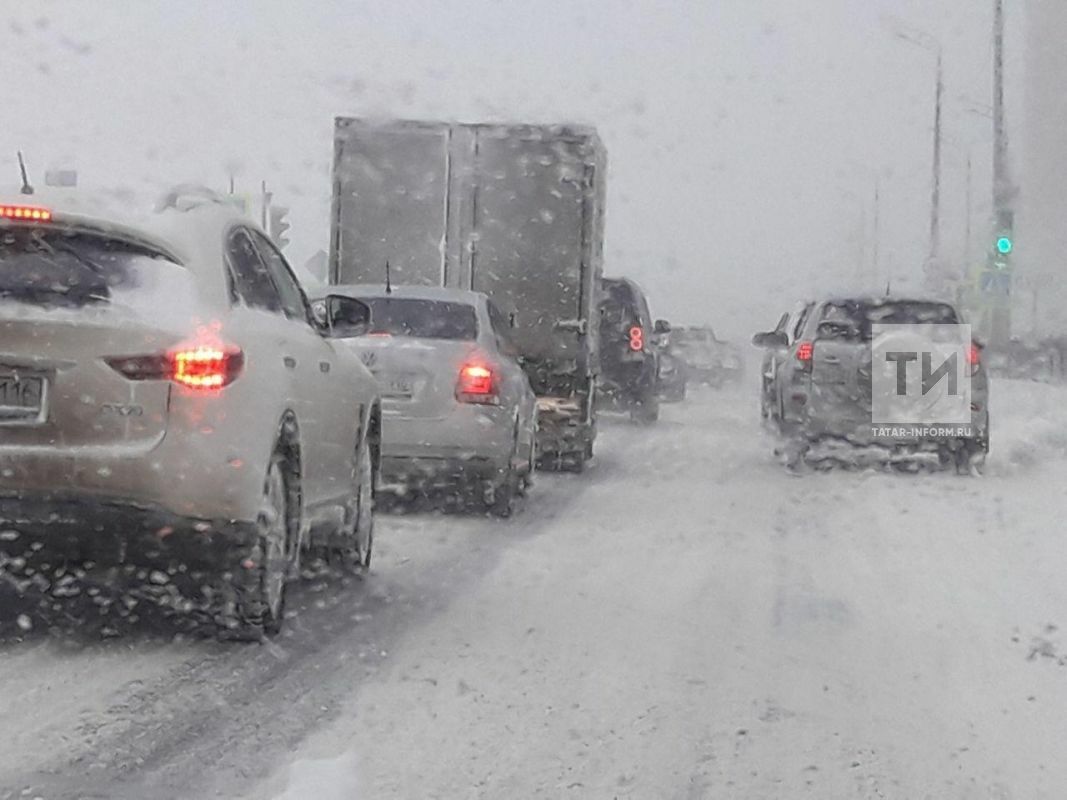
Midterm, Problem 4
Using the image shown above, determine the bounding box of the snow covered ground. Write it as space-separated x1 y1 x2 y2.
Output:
3 379 1067 799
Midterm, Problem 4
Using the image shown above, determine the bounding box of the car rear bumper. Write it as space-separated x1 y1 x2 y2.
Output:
379 405 515 483
378 455 508 491
0 441 265 525
0 490 257 569
794 413 990 448
598 359 657 403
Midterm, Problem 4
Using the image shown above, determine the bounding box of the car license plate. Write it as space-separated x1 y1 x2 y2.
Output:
0 373 46 422
377 374 414 398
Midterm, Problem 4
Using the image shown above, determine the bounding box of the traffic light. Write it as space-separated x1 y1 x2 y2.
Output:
991 208 1013 271
269 206 291 250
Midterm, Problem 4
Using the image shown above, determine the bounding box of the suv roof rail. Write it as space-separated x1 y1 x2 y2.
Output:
155 184 242 214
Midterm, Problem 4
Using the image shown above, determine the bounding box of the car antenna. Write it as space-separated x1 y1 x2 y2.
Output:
885 278 891 297
385 259 392 295
17 151 34 195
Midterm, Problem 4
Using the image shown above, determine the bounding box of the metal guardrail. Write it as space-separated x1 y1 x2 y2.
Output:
984 338 1067 383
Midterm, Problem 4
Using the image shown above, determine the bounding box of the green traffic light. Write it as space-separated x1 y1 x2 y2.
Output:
996 236 1013 255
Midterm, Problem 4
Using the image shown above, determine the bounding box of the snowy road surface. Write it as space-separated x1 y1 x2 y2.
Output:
2 380 1067 799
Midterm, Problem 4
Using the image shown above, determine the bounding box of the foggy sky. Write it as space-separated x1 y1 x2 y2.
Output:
0 0 1020 335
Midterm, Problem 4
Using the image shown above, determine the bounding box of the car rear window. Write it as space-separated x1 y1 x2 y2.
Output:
362 297 478 340
600 282 640 328
0 227 185 310
817 301 959 340
674 329 711 345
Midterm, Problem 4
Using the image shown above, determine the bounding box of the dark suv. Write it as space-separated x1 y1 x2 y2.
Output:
754 296 990 472
597 277 660 423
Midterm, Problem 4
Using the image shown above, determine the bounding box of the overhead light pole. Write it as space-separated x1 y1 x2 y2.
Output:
989 0 1013 346
893 28 945 291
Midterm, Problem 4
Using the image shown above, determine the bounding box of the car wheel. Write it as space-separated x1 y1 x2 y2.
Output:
519 431 536 496
336 436 375 570
631 391 660 425
488 428 522 517
567 450 586 473
227 452 294 639
955 443 987 476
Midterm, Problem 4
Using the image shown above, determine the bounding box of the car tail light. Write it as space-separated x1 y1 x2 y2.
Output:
107 346 244 391
171 347 244 389
0 204 52 222
628 326 645 352
457 363 498 404
796 341 814 362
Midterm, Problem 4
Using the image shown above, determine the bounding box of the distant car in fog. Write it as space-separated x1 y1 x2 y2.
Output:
0 188 381 638
317 285 538 517
597 277 661 423
674 325 742 387
753 296 989 471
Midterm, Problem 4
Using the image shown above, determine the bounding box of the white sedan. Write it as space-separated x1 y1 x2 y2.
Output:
318 285 538 516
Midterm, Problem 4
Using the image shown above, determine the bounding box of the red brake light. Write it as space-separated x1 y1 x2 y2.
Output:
0 204 52 222
967 342 981 367
171 346 244 390
457 363 497 404
106 346 244 390
796 341 814 362
628 326 645 352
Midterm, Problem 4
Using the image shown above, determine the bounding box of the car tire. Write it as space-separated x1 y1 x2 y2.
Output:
956 442 987 476
519 431 536 497
225 451 295 640
568 450 587 473
335 436 375 570
489 469 520 517
631 391 660 425
488 428 523 517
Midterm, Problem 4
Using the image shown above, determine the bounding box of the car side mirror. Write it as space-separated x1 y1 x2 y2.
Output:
654 319 672 335
315 295 371 338
752 330 788 348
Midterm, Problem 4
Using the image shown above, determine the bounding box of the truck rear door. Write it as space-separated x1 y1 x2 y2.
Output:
468 131 588 366
331 120 450 286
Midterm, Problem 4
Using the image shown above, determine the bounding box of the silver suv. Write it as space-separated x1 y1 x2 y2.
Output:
0 189 382 637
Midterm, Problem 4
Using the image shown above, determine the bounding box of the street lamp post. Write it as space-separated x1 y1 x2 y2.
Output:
893 29 945 291
872 178 881 284
990 0 1013 346
841 162 884 289
931 48 944 268
964 150 973 270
